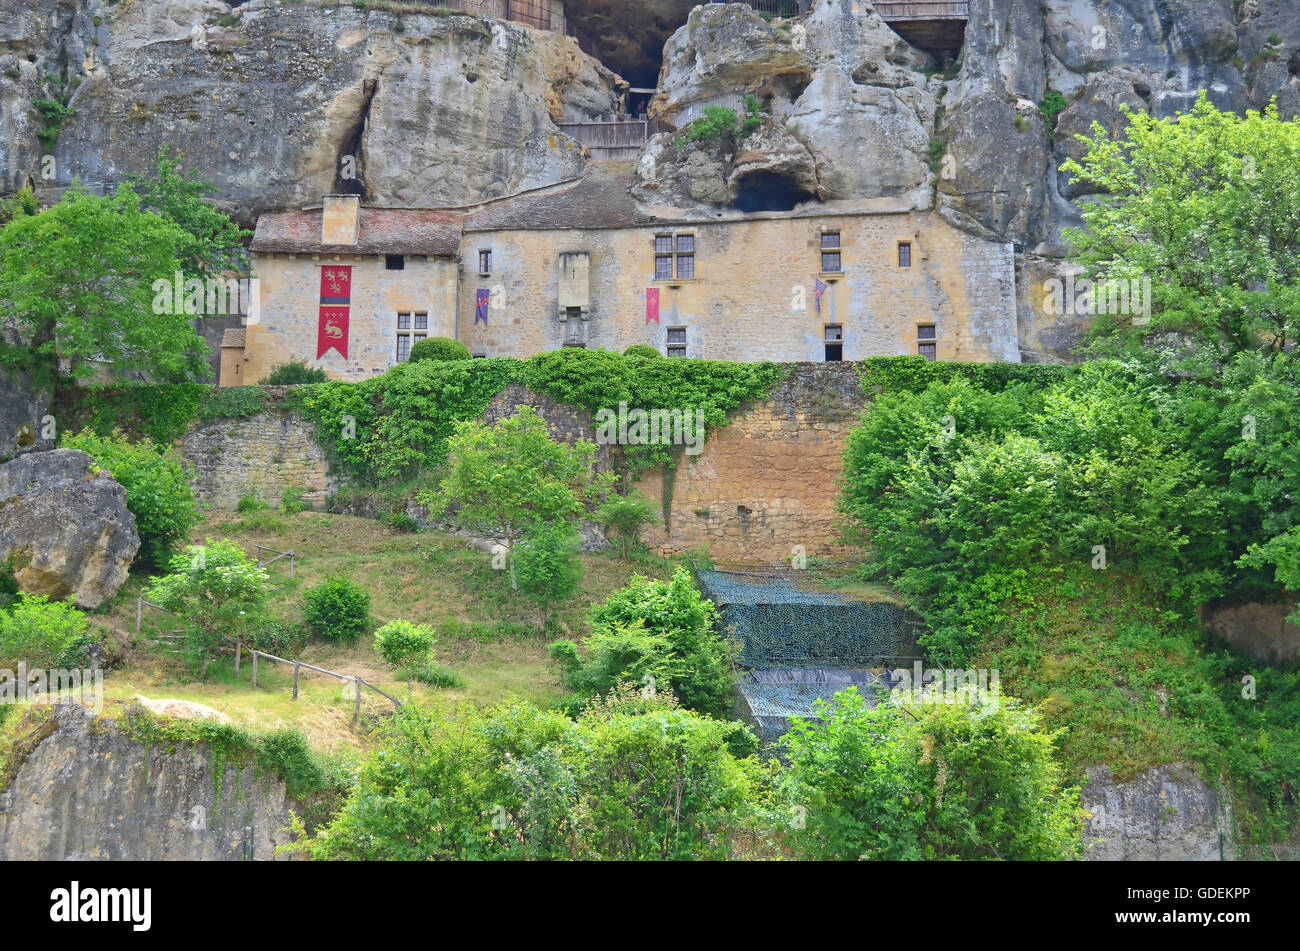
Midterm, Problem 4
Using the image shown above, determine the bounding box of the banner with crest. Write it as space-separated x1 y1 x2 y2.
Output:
317 265 352 359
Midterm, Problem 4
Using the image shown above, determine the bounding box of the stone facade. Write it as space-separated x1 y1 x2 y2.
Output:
179 408 334 510
633 362 864 562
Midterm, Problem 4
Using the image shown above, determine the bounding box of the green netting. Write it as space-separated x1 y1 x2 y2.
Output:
695 566 923 668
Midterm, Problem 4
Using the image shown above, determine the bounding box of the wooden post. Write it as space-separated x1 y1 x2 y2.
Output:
289 552 295 578
135 598 143 637
352 676 362 726
251 651 259 689
234 639 241 677
293 661 300 700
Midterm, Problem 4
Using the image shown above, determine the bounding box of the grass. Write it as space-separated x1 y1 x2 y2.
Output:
85 511 680 752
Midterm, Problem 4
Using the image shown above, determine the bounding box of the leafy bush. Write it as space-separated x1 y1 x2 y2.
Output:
551 566 735 716
595 491 658 560
60 428 201 567
281 487 309 515
302 577 372 642
513 520 584 622
0 560 18 612
244 619 308 659
255 729 326 798
236 492 268 514
260 361 328 385
374 619 436 694
781 690 1084 860
408 337 471 363
0 594 93 669
384 510 418 533
1037 89 1067 130
407 663 464 689
623 344 662 360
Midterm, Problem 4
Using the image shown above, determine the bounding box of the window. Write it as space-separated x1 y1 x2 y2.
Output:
824 323 843 362
898 242 912 268
666 326 687 357
478 250 492 275
654 233 697 281
395 311 428 362
918 324 936 360
821 231 842 273
386 254 405 271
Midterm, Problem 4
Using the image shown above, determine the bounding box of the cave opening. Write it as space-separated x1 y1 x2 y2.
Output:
731 170 818 213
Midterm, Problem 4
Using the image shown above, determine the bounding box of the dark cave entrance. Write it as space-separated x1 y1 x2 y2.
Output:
731 170 818 213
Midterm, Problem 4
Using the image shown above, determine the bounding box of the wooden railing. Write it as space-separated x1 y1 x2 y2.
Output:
381 0 565 33
557 119 651 160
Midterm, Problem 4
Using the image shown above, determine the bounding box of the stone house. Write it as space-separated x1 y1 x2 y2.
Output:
229 164 1019 383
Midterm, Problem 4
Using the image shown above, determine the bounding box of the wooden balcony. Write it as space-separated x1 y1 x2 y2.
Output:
875 1 968 59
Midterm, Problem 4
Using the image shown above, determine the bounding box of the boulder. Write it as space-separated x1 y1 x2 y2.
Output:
0 449 139 609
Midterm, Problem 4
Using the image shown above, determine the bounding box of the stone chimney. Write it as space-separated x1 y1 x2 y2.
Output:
321 194 360 246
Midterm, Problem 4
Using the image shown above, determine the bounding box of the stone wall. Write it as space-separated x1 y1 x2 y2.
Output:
633 362 864 563
179 409 334 510
1083 763 1236 861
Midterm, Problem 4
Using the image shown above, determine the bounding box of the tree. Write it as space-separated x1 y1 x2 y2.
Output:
302 577 372 642
595 491 659 561
60 428 201 567
512 519 583 628
374 619 436 696
147 539 269 677
1061 94 1300 359
550 566 736 716
124 144 251 281
781 689 1085 860
0 186 208 387
422 406 613 588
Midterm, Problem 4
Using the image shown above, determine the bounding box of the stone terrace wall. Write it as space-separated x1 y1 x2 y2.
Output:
633 363 865 563
180 411 333 510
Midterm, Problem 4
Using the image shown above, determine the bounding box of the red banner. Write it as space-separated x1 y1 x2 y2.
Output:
318 266 352 359
646 287 660 325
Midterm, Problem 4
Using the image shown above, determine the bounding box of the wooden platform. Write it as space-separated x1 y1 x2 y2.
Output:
875 1 969 59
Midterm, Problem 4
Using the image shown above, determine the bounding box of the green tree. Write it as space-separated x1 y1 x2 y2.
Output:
60 428 201 567
781 689 1085 860
512 519 583 627
551 566 735 716
422 405 612 588
595 490 659 561
373 619 436 695
1061 94 1300 359
124 144 251 281
0 186 207 387
147 539 269 677
302 577 372 643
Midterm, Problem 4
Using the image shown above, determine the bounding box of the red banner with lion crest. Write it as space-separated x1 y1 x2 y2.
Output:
318 265 352 359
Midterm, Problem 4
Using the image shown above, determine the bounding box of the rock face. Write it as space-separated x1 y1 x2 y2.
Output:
1200 600 1300 662
0 366 51 464
0 448 139 609
1 0 624 222
0 703 298 861
1083 763 1236 861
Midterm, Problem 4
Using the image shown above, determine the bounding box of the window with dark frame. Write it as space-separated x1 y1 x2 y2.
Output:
898 242 912 268
821 231 842 273
478 250 492 275
666 326 687 357
395 311 428 362
918 323 937 360
386 254 405 271
654 233 697 281
825 324 843 342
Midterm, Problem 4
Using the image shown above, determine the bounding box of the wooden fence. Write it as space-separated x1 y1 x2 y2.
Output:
238 647 403 724
557 119 651 161
382 0 565 33
874 1 971 17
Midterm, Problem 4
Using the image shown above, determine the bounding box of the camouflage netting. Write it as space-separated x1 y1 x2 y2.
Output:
735 669 890 747
695 566 924 668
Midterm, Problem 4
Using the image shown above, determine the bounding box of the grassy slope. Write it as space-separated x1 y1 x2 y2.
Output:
85 511 678 753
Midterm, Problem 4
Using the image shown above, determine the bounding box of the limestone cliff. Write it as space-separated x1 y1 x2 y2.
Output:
0 0 625 223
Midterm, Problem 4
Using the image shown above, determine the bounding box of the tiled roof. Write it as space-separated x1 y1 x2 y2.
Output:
250 207 463 256
464 163 656 232
221 328 246 348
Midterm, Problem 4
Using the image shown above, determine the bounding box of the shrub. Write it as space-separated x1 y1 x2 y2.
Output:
408 337 471 363
0 594 93 669
244 619 308 659
60 428 201 567
375 619 437 694
255 729 326 798
595 491 658 561
407 663 464 689
385 510 418 533
623 344 662 360
236 492 268 514
781 690 1085 860
0 560 18 612
281 487 309 515
513 520 584 623
302 577 372 642
260 361 328 385
1037 89 1067 131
